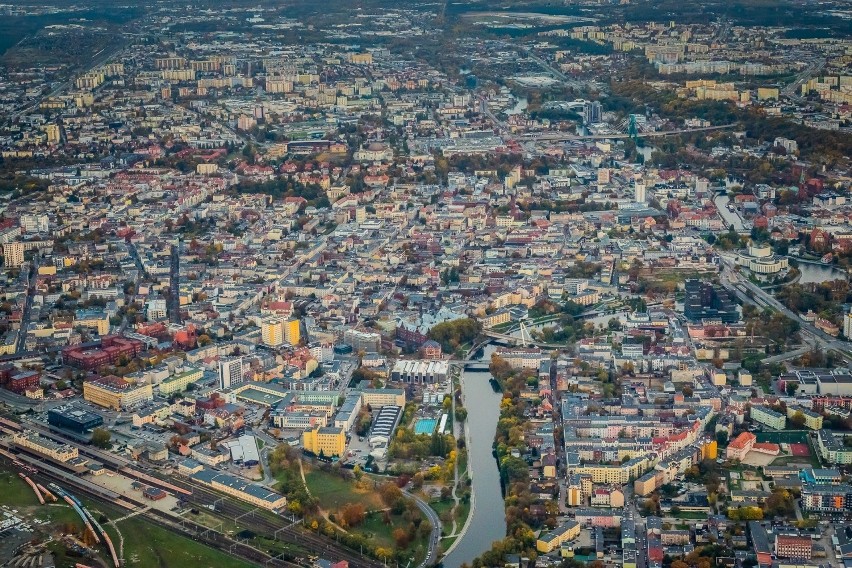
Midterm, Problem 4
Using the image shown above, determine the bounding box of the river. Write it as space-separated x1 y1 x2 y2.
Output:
442 343 504 568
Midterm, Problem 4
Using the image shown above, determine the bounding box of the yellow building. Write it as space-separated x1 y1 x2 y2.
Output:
360 388 405 408
481 309 511 329
634 471 659 497
757 87 780 101
83 376 153 410
567 483 583 506
261 318 284 347
537 521 581 553
75 313 110 336
302 426 346 458
159 368 203 395
348 52 373 65
13 431 79 462
786 406 824 430
572 457 651 484
45 124 61 144
284 318 300 345
702 439 718 460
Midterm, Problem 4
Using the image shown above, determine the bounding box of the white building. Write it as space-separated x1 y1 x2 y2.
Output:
20 214 49 233
219 357 245 389
146 298 167 320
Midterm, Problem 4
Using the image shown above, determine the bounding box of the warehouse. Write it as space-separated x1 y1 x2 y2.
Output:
391 360 449 384
368 405 402 448
189 467 286 510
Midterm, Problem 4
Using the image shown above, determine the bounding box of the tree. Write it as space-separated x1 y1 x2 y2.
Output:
91 428 111 449
715 430 729 447
786 382 799 396
392 527 410 548
790 411 806 428
682 385 694 397
455 406 468 423
339 502 366 528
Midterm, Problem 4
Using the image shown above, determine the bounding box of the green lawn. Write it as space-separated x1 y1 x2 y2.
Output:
668 510 710 519
105 515 255 568
302 467 430 563
303 468 384 511
0 466 255 568
429 498 454 536
0 470 42 507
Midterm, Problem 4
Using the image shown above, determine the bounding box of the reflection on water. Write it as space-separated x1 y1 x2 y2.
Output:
442 344 505 568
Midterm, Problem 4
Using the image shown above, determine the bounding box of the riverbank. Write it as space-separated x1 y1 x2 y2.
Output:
441 345 505 568
441 417 475 559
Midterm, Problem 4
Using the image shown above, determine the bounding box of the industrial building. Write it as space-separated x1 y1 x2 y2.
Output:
390 360 449 384
189 467 286 510
368 405 402 448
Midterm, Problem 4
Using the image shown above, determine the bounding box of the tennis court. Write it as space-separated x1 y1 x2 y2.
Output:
790 443 811 456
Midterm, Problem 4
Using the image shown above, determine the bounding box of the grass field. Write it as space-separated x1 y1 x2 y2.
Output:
304 467 384 511
107 516 255 568
0 469 42 507
756 431 809 444
302 466 430 563
0 464 254 568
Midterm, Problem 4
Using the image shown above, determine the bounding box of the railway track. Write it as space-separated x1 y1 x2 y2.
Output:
167 477 384 568
0 454 298 568
3 418 387 567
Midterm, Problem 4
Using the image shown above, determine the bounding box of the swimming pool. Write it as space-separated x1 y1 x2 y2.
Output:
413 418 438 435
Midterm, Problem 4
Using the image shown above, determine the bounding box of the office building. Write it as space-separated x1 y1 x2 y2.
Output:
83 375 153 410
47 404 104 435
683 279 739 323
302 426 346 457
218 356 245 389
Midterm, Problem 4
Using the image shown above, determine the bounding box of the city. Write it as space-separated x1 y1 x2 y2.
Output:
0 0 851 568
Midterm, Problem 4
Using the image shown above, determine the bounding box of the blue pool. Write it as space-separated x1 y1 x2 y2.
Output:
413 418 438 435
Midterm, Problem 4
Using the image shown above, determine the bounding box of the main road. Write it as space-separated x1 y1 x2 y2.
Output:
402 489 442 568
719 258 852 361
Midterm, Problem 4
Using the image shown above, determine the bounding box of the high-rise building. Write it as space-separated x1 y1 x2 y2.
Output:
3 242 24 267
584 100 602 124
635 181 646 203
843 309 852 339
261 319 284 346
218 357 245 389
284 318 300 345
45 124 61 144
684 279 739 323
